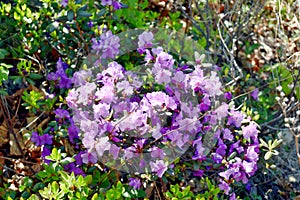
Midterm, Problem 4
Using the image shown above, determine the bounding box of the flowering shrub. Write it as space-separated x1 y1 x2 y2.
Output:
62 29 260 198
1 0 283 199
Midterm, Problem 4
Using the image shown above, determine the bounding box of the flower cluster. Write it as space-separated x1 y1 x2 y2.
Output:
91 30 120 60
65 30 260 198
47 58 72 89
31 132 53 146
101 0 123 10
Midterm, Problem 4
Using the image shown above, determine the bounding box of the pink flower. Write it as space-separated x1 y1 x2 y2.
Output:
219 179 231 195
150 160 168 178
242 122 258 140
129 178 141 190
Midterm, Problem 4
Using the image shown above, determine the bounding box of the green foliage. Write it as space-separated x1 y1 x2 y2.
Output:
195 178 221 200
164 184 194 200
260 138 282 160
21 90 44 113
271 64 300 99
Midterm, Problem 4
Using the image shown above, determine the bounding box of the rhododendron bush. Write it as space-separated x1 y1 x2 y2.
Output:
58 29 259 198
4 0 298 199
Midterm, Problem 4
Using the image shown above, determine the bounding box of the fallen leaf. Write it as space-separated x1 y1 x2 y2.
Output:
9 130 24 156
0 125 9 147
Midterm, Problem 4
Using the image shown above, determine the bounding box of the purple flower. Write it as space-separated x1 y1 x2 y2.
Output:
242 160 256 174
144 49 154 64
47 72 58 81
229 193 237 200
95 136 111 157
109 144 120 159
31 132 53 146
227 110 244 128
222 128 233 141
145 91 177 110
150 147 165 159
68 123 79 144
75 151 84 166
154 68 172 84
216 143 227 157
112 1 123 9
101 0 112 6
59 74 72 89
61 0 68 7
81 151 98 164
54 108 70 119
102 61 124 80
31 132 41 146
56 57 69 72
199 94 211 112
192 139 206 161
245 183 251 192
154 52 174 69
87 21 93 28
214 103 229 120
150 160 168 178
47 58 72 89
40 134 53 145
212 153 223 164
138 31 154 50
229 140 244 154
92 31 120 59
129 178 141 190
219 168 234 180
251 88 259 101
72 70 92 87
245 145 259 162
64 162 85 176
203 71 222 97
42 146 51 164
242 122 258 140
219 179 230 195
193 169 204 177
224 92 232 100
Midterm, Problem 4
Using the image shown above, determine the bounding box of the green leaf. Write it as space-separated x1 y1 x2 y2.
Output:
67 10 75 21
77 175 86 187
77 10 92 17
77 4 87 12
169 11 181 20
264 151 272 160
0 66 9 84
51 181 59 194
59 171 69 183
57 16 68 22
29 73 43 80
84 175 92 185
97 9 107 17
21 191 30 198
28 194 39 200
0 89 8 95
0 49 9 59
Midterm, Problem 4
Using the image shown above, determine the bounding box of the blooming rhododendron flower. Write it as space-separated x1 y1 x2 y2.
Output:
129 178 141 190
251 88 259 101
60 0 68 7
92 31 120 59
54 108 70 119
150 160 168 178
138 31 154 52
31 132 53 146
219 179 230 195
242 122 258 141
